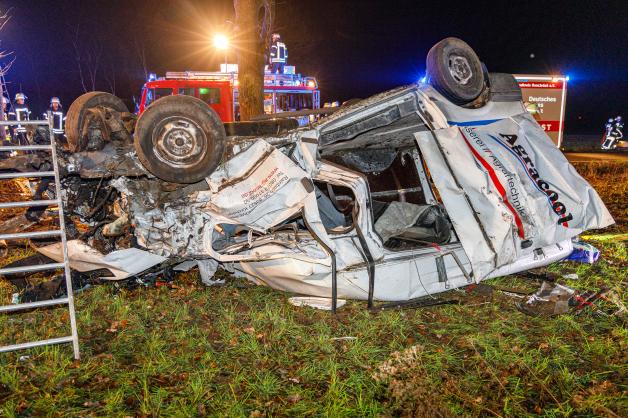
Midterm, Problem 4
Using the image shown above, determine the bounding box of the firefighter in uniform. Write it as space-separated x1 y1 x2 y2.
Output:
269 33 288 74
0 96 11 158
8 92 31 146
0 96 10 146
612 116 624 148
43 97 66 140
613 116 623 139
602 116 624 149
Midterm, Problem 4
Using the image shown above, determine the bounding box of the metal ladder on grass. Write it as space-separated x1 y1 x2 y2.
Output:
0 114 80 359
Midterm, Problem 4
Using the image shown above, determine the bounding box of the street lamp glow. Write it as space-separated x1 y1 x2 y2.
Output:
213 34 229 50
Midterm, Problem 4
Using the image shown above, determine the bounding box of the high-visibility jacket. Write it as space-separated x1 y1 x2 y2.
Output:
8 104 31 133
270 41 288 64
613 121 623 139
43 107 65 134
0 110 9 141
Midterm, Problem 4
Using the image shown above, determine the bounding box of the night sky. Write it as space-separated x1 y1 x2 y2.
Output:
1 0 626 133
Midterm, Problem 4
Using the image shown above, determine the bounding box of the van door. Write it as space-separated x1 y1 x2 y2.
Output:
415 114 613 279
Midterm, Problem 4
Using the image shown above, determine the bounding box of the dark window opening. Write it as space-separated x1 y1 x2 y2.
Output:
199 87 221 105
327 147 452 250
275 93 313 112
178 87 195 96
154 88 173 100
144 88 173 108
313 181 354 232
366 151 427 206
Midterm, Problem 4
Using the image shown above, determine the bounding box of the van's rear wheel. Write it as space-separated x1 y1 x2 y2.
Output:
134 95 226 184
426 37 485 105
66 92 129 152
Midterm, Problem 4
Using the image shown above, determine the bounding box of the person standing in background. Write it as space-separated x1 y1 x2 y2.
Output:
43 97 66 140
8 92 31 146
269 33 288 74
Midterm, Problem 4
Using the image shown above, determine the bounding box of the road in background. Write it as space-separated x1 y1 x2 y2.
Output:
565 152 628 162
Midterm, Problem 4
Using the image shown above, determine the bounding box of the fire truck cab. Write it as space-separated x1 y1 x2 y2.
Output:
138 65 320 125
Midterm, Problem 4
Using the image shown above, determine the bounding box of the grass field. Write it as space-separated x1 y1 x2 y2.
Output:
0 161 626 417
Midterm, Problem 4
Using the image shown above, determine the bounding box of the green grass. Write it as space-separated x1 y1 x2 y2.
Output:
1 162 627 416
1 236 625 417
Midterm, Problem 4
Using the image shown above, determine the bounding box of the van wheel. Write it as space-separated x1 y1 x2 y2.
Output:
134 95 226 184
66 92 129 152
426 38 485 106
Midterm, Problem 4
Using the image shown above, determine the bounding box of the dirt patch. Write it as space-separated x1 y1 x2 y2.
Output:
0 179 31 222
373 345 453 417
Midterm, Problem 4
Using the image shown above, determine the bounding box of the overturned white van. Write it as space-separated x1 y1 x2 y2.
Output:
11 38 613 310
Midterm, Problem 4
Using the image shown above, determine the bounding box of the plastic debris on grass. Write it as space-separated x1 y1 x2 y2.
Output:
566 241 601 264
288 296 346 310
517 280 627 318
516 281 575 316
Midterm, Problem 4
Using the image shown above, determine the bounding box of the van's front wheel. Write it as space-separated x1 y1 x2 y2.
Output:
134 95 226 184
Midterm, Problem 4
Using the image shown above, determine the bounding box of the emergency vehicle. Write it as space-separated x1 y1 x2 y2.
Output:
138 64 320 124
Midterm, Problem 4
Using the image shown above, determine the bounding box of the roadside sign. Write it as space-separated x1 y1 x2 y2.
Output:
514 75 568 147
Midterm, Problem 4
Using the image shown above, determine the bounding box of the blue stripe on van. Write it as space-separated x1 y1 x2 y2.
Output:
447 118 502 126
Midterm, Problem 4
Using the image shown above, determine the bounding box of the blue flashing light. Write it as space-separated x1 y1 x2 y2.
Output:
148 72 157 82
565 75 570 82
419 76 427 84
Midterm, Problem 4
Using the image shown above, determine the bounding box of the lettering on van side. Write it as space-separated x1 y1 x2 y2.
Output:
499 133 573 226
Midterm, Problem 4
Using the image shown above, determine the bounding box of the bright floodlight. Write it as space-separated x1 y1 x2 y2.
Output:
213 34 229 50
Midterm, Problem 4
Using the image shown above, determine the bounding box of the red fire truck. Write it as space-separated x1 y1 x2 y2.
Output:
138 65 320 124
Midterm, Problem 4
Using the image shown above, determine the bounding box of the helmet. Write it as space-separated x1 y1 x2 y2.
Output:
50 97 61 105
608 118 614 123
616 116 622 122
15 92 26 101
0 96 9 104
272 33 280 40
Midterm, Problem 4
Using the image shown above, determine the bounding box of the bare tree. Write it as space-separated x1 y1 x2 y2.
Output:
234 0 274 121
134 36 149 81
70 22 102 93
128 1 164 86
84 38 102 91
103 54 116 95
70 23 88 92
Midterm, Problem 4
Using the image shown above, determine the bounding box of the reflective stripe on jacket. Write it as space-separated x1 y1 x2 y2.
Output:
270 41 288 63
8 106 31 132
44 110 65 134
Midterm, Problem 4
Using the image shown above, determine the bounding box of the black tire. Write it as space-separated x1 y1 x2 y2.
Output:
66 92 129 152
426 38 485 105
134 95 226 184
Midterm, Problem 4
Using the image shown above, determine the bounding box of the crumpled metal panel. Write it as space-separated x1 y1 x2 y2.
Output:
415 114 614 280
203 140 314 232
62 143 148 178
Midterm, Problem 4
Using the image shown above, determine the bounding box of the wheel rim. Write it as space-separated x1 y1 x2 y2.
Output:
152 116 208 169
447 54 473 85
